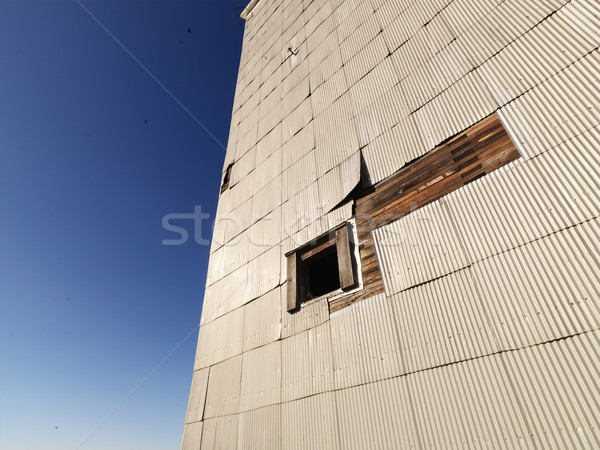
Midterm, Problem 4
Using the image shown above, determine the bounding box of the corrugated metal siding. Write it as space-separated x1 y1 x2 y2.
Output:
282 392 341 450
201 415 238 450
330 293 403 389
472 216 600 352
239 341 281 412
336 375 421 450
242 287 281 352
372 199 469 295
204 355 242 419
195 306 244 369
238 404 282 450
389 267 498 375
408 351 534 449
185 0 600 448
185 368 210 424
502 330 600 449
181 421 203 450
281 322 334 402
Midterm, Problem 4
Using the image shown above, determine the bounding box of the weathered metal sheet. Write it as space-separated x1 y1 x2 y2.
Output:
498 50 600 159
330 293 403 389
239 340 281 412
348 57 398 116
181 421 203 450
204 355 242 419
444 128 600 263
501 330 600 448
315 121 359 178
472 216 600 352
336 375 420 450
281 294 329 339
195 306 244 369
201 415 238 450
281 321 334 402
185 368 210 424
200 264 247 327
408 352 533 449
242 287 281 352
244 245 281 304
282 392 340 450
238 404 282 450
372 199 469 295
389 267 498 374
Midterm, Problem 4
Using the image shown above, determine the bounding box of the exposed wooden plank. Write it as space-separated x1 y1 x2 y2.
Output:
286 253 300 312
336 223 357 291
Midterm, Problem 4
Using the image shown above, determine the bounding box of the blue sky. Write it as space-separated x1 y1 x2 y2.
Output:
0 1 243 448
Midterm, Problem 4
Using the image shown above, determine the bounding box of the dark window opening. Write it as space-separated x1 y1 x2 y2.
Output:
303 245 340 300
221 164 233 194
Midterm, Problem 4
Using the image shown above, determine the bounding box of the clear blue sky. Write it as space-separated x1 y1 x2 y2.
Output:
0 1 243 448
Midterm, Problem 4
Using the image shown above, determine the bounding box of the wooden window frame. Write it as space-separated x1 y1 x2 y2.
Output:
286 221 359 313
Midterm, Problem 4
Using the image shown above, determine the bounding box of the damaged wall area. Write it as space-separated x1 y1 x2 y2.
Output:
182 0 600 448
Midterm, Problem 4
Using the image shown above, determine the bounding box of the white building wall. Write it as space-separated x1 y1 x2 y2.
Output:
183 0 600 448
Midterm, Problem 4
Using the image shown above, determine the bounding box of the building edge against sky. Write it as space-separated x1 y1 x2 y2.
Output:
182 0 600 448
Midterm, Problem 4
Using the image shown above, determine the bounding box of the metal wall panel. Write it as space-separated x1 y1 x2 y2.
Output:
330 293 403 389
195 306 244 369
502 330 600 449
389 267 498 375
181 421 203 450
336 375 420 450
281 295 329 339
242 287 281 353
239 340 281 412
238 404 282 450
472 216 600 352
373 199 469 295
499 49 600 159
282 392 341 450
205 355 242 419
444 127 600 264
281 322 334 402
201 415 238 450
408 352 534 449
185 368 210 424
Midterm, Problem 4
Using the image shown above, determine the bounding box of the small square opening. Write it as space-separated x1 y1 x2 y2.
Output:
303 245 340 301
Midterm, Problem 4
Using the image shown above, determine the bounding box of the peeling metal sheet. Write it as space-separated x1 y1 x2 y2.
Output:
330 293 403 389
185 368 210 424
204 355 242 419
372 200 469 295
282 392 341 450
239 341 281 412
